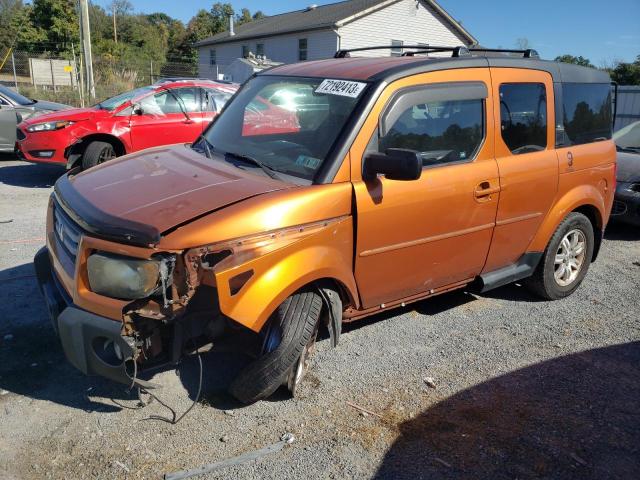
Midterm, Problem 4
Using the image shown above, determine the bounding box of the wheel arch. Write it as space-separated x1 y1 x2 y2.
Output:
527 185 606 262
213 219 359 333
66 134 127 169
572 204 603 261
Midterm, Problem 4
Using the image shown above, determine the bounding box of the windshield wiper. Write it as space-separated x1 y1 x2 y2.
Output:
225 151 281 180
618 145 640 153
192 135 214 159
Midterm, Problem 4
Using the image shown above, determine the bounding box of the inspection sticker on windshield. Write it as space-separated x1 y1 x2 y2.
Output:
315 79 366 98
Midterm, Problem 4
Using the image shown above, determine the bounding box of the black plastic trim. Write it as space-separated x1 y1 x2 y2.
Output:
478 252 543 293
314 80 384 184
54 172 161 247
57 306 134 385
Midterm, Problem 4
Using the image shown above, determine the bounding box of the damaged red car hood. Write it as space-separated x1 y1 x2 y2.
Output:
55 144 293 244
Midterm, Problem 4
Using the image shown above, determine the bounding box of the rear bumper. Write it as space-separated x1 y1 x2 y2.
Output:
34 247 135 386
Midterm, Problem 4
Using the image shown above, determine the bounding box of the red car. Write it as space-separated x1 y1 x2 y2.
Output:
16 79 238 169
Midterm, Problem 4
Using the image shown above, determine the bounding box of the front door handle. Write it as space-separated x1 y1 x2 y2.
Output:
474 181 501 201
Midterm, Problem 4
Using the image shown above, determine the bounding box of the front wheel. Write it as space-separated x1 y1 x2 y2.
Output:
526 212 594 300
228 289 322 404
81 141 117 170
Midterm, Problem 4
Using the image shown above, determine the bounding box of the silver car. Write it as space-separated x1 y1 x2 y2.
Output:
0 85 70 152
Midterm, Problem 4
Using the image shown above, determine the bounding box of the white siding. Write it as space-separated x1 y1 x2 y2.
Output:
337 0 468 56
198 29 338 78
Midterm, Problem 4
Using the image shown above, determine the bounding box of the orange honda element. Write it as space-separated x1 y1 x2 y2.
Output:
34 46 616 403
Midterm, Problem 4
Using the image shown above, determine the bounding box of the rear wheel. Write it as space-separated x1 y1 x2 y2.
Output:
81 141 117 170
228 289 322 404
526 212 594 300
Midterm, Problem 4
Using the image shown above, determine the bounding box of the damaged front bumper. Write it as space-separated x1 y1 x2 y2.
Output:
34 247 138 386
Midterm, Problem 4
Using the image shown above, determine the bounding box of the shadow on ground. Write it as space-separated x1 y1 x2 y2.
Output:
605 222 640 241
0 159 65 188
374 341 640 480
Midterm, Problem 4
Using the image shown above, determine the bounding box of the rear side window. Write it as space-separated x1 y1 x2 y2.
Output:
562 83 612 145
499 83 547 154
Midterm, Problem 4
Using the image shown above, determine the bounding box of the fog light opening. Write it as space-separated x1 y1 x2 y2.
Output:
92 337 124 367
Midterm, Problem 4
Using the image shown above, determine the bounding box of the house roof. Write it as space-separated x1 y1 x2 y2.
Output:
195 0 477 47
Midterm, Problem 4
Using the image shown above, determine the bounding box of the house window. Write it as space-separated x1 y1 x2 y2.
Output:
391 40 403 56
242 45 249 58
298 38 308 61
209 49 217 66
256 43 264 57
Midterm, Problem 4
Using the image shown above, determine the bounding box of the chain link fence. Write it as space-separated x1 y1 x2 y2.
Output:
1 44 225 108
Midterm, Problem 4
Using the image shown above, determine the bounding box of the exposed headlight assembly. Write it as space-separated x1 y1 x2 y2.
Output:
87 252 174 300
26 120 74 132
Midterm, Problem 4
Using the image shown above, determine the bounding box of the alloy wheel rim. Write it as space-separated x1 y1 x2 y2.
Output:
554 229 586 287
98 147 115 164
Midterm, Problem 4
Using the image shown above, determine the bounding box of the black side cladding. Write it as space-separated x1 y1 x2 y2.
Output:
54 172 161 247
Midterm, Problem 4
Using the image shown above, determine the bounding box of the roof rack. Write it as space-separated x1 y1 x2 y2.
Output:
334 45 471 58
333 46 541 60
468 47 540 59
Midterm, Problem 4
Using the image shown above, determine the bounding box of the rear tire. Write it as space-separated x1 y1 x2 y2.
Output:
228 289 322 404
526 212 594 300
81 141 116 170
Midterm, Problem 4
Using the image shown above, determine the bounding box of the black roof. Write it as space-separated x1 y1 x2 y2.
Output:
374 56 612 84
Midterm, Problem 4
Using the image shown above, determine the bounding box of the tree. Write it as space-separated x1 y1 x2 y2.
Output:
253 11 265 20
236 8 252 26
515 37 532 50
109 0 133 43
554 54 594 68
211 2 234 33
30 0 79 50
609 56 640 85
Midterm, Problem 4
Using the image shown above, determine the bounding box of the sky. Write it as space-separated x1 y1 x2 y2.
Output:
95 0 640 65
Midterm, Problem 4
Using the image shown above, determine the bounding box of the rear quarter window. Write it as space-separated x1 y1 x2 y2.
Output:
499 83 547 154
562 83 612 145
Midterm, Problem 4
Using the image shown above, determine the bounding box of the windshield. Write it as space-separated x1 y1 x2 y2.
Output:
96 86 155 111
614 121 640 150
0 85 34 106
198 76 367 183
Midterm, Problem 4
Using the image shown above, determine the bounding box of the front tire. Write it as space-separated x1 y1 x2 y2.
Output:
526 212 594 300
228 289 322 404
81 141 116 170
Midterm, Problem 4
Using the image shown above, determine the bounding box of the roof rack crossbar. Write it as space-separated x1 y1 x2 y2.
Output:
468 47 540 59
334 45 470 59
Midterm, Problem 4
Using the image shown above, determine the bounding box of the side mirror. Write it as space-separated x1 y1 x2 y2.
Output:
132 104 143 115
363 148 422 182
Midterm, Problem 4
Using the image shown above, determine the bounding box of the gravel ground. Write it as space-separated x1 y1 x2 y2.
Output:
1 156 639 480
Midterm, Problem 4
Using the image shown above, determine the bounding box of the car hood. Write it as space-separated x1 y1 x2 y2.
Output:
617 151 640 183
32 100 72 111
54 144 294 246
21 106 103 125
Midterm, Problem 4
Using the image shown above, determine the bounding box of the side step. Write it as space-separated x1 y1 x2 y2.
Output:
477 253 543 293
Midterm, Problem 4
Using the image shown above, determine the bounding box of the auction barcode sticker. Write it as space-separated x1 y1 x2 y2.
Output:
315 79 367 98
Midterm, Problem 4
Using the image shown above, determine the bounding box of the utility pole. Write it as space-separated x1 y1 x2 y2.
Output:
112 4 118 43
79 0 95 99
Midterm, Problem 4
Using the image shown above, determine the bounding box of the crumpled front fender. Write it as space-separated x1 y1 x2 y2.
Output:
214 216 358 332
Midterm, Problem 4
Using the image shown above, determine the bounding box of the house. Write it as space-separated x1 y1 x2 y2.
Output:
196 0 477 79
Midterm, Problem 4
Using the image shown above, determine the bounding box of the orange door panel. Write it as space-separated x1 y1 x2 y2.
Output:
349 69 499 309
483 68 558 272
